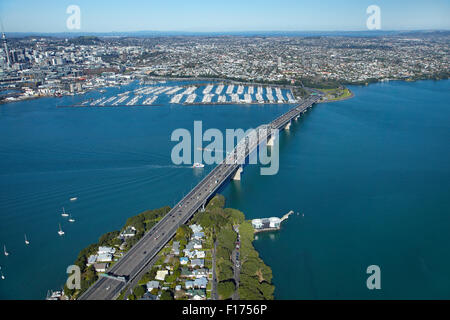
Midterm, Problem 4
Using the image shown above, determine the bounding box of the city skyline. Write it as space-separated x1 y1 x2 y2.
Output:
1 0 450 33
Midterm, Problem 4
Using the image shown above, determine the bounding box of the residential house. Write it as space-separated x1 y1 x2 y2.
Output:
98 246 116 255
185 281 194 290
190 259 204 268
96 252 113 262
192 268 209 278
155 270 169 281
190 224 203 234
93 263 109 273
195 250 206 259
187 289 206 300
146 280 160 291
172 241 180 255
193 277 208 289
119 226 136 238
192 232 205 240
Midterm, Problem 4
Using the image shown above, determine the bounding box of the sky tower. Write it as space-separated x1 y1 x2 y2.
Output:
2 32 11 69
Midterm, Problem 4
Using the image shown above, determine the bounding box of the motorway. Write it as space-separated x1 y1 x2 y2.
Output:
79 95 320 300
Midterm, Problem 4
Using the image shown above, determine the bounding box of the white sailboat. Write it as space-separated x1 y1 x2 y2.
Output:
58 224 65 236
61 207 69 217
24 234 30 245
3 245 9 256
70 197 78 202
68 214 75 223
0 266 5 280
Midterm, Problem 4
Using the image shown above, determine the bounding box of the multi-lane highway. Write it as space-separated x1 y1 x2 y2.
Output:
79 95 320 300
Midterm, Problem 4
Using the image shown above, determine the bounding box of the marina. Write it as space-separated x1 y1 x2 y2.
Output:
70 83 296 108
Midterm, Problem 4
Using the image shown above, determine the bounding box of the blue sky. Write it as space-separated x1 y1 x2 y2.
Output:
1 0 449 33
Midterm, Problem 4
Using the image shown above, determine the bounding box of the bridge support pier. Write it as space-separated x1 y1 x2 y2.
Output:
267 135 275 147
285 121 291 130
232 167 243 181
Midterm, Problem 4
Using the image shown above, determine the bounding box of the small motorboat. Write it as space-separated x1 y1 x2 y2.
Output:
192 162 205 168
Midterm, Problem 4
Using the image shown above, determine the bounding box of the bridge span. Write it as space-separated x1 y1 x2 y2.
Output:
79 95 320 300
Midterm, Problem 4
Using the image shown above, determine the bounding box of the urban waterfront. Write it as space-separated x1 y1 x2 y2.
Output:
0 80 449 299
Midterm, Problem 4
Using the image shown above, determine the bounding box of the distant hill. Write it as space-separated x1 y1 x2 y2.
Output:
68 36 102 45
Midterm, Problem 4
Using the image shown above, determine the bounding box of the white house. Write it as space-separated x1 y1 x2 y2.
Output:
190 224 203 234
146 281 160 291
195 251 205 259
98 246 116 255
96 253 113 262
155 270 169 281
120 226 136 238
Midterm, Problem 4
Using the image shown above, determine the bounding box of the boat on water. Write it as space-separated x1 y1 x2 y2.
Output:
70 197 78 201
58 224 65 236
68 214 75 223
24 234 30 245
61 207 69 217
193 162 205 168
3 245 9 256
0 266 5 280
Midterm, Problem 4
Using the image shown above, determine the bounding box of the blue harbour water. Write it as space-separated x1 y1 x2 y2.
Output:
0 80 449 299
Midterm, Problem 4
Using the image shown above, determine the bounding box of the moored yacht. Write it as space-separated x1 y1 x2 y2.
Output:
58 224 65 236
61 207 69 217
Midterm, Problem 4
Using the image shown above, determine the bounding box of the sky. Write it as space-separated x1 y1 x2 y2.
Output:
0 0 449 33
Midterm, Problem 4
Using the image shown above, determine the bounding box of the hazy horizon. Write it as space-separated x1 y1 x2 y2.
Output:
1 0 449 33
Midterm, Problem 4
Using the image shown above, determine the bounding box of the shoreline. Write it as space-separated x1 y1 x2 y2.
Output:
1 77 448 107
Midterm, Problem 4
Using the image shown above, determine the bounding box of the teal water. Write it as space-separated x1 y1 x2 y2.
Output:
223 80 450 299
0 80 449 299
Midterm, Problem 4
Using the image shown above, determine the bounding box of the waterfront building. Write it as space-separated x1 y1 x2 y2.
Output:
251 217 281 230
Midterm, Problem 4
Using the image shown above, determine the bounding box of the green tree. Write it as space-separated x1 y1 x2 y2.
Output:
224 208 245 224
175 225 192 241
217 280 236 300
160 290 174 300
133 285 146 299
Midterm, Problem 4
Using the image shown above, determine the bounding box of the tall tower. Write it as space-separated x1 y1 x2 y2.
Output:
2 32 11 69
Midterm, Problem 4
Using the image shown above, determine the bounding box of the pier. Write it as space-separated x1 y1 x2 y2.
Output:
252 210 294 233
